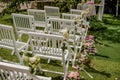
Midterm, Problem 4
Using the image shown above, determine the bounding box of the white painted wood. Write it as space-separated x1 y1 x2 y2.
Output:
44 6 60 18
25 32 70 80
62 13 82 20
12 13 36 42
97 0 105 20
0 24 28 64
27 9 50 28
12 13 35 32
62 13 89 56
70 9 83 15
77 0 105 20
0 62 51 80
47 18 84 66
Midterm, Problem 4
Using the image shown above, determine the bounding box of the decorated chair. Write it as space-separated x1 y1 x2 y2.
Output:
26 32 70 80
47 18 83 66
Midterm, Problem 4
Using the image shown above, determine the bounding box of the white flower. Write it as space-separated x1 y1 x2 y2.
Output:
29 57 37 64
60 29 69 39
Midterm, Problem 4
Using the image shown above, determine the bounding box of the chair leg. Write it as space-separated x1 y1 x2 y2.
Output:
11 50 15 55
47 59 51 63
63 58 69 80
16 51 23 65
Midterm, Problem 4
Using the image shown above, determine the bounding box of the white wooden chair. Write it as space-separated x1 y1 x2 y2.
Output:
62 13 89 43
0 24 28 64
44 6 60 18
27 9 50 28
70 9 83 15
25 32 70 80
62 13 82 20
0 62 51 80
12 13 36 41
47 18 83 66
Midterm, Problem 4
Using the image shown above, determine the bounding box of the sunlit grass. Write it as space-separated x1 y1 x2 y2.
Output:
0 14 120 80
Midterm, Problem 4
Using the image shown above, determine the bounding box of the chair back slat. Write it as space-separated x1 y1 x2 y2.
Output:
48 18 75 34
0 62 51 80
0 24 15 47
70 9 83 15
12 13 35 31
28 9 46 22
62 13 82 20
44 6 60 18
29 33 64 57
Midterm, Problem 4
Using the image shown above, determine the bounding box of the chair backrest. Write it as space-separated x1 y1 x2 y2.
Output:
62 13 82 20
12 13 35 31
44 6 60 18
0 24 16 48
70 9 83 15
27 9 47 25
28 32 66 58
0 62 51 80
48 18 75 35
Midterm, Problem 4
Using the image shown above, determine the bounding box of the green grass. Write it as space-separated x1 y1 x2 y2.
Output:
0 14 120 80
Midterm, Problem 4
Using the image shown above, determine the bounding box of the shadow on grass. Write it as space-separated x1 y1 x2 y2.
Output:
94 53 110 58
52 76 63 80
85 66 111 78
40 59 62 67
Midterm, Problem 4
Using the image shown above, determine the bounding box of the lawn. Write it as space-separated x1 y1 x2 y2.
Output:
0 13 120 80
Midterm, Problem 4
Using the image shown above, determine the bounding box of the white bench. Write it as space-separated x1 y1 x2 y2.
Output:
0 24 28 65
25 32 70 80
0 62 51 80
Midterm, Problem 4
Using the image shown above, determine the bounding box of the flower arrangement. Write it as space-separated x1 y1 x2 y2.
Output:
81 7 92 18
60 28 69 40
22 52 40 74
77 35 97 66
67 66 81 80
84 35 97 55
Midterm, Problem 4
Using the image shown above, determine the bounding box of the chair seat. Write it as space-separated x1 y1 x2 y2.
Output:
35 21 51 28
0 39 27 51
34 47 69 61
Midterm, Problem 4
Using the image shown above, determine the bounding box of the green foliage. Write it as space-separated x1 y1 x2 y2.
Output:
89 16 107 31
54 0 80 12
94 0 101 4
89 15 120 43
0 0 28 16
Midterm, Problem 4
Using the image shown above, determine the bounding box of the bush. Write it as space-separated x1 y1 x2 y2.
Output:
89 16 107 31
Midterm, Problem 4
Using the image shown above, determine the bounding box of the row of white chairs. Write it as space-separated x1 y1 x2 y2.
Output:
0 6 89 80
11 6 89 66
0 24 70 80
11 12 86 65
